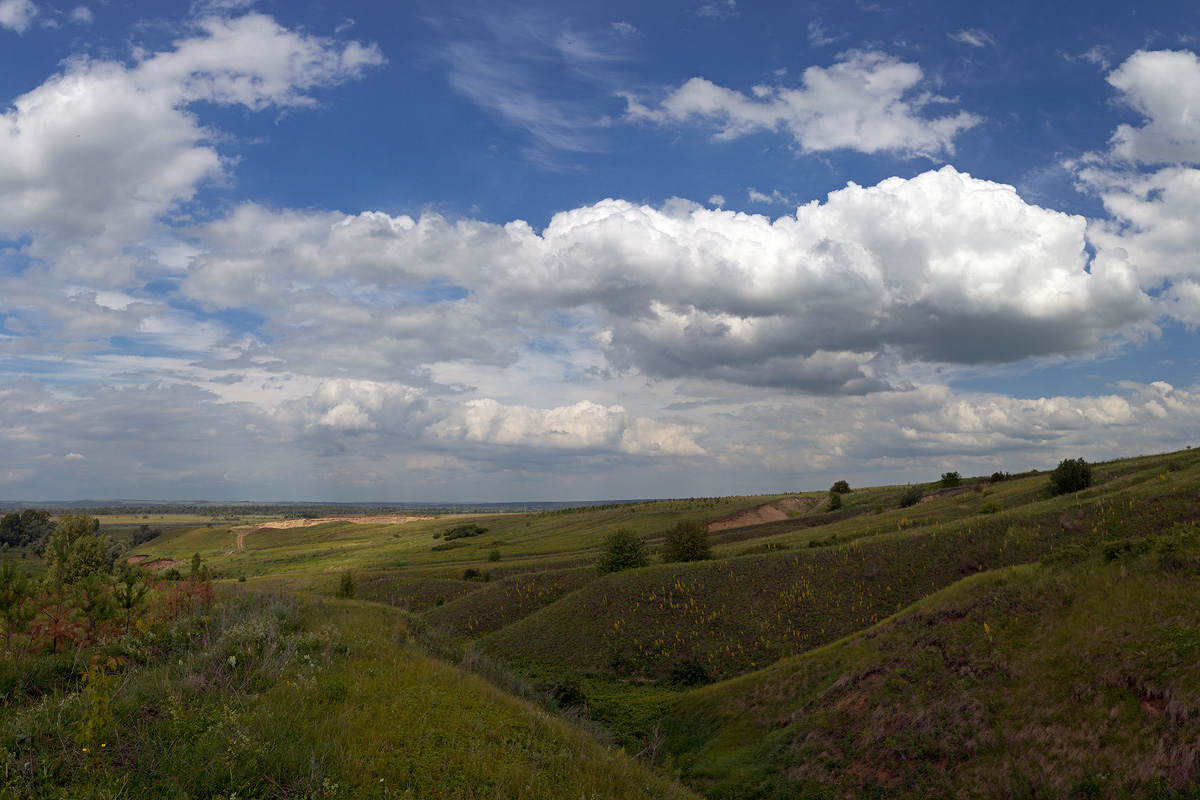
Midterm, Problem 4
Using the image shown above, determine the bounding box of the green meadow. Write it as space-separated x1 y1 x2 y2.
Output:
3 447 1200 797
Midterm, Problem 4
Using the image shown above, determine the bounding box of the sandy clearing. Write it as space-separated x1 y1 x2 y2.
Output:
708 503 788 531
707 496 824 531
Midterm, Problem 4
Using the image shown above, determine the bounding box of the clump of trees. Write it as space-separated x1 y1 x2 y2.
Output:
660 520 711 563
1048 458 1093 496
0 509 55 550
441 524 489 541
596 529 649 574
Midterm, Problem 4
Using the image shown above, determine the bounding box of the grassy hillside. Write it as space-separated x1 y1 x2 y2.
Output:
0 587 702 799
63 445 1200 798
665 524 1200 798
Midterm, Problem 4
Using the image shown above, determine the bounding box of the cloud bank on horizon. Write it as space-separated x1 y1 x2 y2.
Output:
1 0 1198 501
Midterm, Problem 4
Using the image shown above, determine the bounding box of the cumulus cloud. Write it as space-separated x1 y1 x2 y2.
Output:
179 167 1151 395
1106 50 1200 165
0 0 36 32
0 13 382 284
3 374 1196 499
1076 50 1200 325
273 379 705 457
623 50 981 158
433 398 704 455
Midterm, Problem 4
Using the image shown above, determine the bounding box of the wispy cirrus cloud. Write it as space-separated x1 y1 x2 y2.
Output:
433 12 634 166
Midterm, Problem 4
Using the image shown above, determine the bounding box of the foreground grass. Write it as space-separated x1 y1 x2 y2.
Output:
0 589 700 799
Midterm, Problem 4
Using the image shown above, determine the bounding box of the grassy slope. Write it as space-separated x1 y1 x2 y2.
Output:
0 591 702 800
666 530 1200 799
113 447 1200 798
477 450 1200 683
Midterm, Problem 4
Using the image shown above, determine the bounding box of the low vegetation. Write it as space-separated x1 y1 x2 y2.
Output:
4 446 1199 798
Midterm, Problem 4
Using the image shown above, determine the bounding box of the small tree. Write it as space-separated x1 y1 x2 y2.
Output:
828 492 843 511
112 566 149 635
338 570 356 598
940 471 961 488
829 480 851 494
596 529 649 574
898 485 923 508
660 520 711 563
1048 458 1093 496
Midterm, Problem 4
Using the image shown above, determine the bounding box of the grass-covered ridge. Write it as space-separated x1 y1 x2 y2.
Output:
666 522 1200 798
13 445 1199 798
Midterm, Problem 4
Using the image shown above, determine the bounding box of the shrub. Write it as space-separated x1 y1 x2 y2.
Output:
660 520 711 563
979 500 1002 514
488 548 501 562
898 485 923 508
940 471 961 488
1048 458 1093 496
668 657 712 687
337 570 355 599
463 567 482 581
829 480 851 494
989 471 1010 483
827 492 843 511
596 528 649 574
443 524 489 541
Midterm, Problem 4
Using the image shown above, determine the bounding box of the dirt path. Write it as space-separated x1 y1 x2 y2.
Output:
230 513 434 553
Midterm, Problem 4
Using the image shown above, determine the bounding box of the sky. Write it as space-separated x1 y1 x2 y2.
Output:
1 0 1199 502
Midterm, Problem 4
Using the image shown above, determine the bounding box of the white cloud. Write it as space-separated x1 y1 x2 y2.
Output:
949 29 995 48
433 398 704 455
0 13 382 284
1106 49 1200 165
271 379 705 458
807 19 846 47
697 0 737 19
175 167 1150 396
624 50 981 158
1075 50 1200 326
435 13 626 165
0 0 36 32
69 5 91 24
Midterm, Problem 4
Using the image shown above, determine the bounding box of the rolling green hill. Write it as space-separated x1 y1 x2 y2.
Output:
26 445 1200 798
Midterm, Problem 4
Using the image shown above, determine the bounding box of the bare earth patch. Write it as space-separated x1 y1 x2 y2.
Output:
709 503 790 531
230 514 433 552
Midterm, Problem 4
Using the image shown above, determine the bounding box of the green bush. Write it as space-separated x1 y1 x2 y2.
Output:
898 485 923 508
979 500 1002 515
337 570 355 598
829 480 851 494
443 524 489 541
940 471 961 488
827 492 843 511
1048 458 1093 496
488 548 501 563
596 528 649 574
660 520 711 563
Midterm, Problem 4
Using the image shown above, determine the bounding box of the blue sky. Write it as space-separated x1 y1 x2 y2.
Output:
1 0 1199 501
